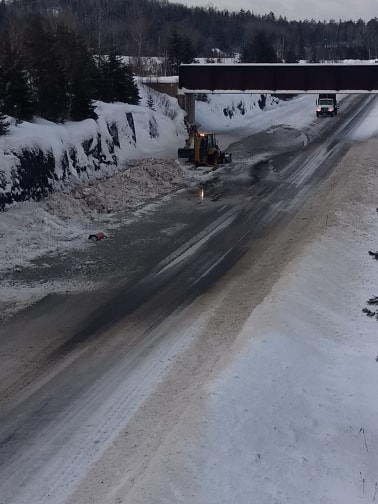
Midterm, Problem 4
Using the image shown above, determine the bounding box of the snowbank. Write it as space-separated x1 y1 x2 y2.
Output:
0 87 187 207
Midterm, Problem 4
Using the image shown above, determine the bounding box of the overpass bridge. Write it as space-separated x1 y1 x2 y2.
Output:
178 62 378 122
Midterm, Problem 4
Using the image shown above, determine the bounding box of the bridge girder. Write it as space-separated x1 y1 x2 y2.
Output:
178 63 378 94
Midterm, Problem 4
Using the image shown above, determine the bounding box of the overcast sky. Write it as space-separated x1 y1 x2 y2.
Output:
171 0 378 22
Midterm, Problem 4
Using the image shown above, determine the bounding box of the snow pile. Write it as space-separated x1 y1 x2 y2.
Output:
0 158 189 272
0 157 191 322
0 88 187 206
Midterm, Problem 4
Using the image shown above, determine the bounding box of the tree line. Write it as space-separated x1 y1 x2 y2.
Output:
1 0 378 133
3 0 378 62
0 2 199 134
0 13 141 134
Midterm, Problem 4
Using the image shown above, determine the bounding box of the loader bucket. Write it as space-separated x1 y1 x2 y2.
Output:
178 147 195 159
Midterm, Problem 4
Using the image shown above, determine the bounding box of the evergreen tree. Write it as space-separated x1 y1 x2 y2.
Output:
0 31 33 121
146 93 156 110
181 36 196 64
167 30 195 75
93 53 107 102
241 31 278 63
309 45 319 63
284 48 299 63
296 23 306 61
23 16 69 122
95 48 140 104
55 24 97 120
0 112 9 135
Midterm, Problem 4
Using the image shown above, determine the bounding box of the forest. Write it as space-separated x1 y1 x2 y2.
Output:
1 0 378 131
2 0 378 61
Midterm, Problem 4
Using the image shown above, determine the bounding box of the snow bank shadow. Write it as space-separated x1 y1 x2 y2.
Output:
218 156 279 190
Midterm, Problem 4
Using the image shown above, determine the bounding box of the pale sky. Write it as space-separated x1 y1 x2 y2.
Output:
172 0 378 22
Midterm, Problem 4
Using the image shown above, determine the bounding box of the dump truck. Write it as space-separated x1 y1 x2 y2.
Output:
178 126 231 167
316 93 338 117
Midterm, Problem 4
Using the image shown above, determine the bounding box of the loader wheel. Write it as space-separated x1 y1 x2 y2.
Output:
209 152 219 165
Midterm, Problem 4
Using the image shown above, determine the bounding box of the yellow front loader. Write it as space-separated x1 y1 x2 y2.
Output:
178 126 231 167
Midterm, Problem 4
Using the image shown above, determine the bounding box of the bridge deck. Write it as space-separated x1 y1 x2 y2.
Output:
178 63 378 93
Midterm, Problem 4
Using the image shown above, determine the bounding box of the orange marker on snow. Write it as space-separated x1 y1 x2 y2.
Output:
88 232 106 241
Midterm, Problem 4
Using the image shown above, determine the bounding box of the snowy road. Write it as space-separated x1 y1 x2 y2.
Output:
0 93 376 503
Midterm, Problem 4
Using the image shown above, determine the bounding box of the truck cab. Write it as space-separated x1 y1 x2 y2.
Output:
316 94 338 117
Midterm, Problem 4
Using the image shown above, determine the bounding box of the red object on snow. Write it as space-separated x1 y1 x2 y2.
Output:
88 232 106 241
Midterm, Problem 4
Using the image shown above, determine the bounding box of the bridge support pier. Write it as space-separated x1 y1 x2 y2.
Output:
178 93 195 124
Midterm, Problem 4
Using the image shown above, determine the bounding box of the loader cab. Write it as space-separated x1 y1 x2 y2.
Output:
198 132 217 161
